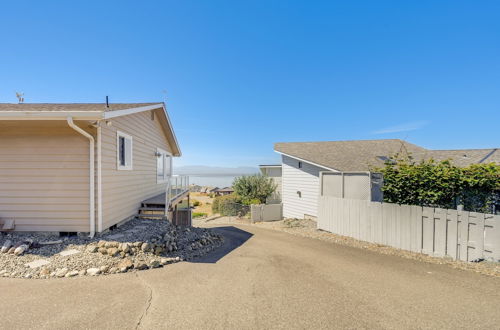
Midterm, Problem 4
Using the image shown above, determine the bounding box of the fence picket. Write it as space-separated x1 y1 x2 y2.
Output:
446 209 458 260
458 211 470 261
434 208 447 257
422 207 434 256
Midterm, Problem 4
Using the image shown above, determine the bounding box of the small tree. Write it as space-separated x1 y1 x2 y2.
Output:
232 175 277 204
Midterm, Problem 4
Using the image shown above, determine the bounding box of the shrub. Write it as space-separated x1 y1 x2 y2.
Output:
212 194 248 216
192 199 201 207
192 212 207 218
232 175 277 204
374 154 500 212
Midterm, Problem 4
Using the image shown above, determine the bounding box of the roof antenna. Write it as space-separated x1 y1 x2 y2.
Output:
105 96 109 108
16 92 24 104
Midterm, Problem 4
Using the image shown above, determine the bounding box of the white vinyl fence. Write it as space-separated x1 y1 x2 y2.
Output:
318 196 500 262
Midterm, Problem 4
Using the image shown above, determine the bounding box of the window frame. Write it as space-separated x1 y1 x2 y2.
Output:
156 147 172 184
116 131 133 171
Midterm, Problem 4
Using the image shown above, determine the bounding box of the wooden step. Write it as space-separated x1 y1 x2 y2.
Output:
139 207 166 212
137 214 165 219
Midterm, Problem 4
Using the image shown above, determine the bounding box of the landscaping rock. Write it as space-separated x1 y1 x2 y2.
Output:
65 270 79 277
86 268 101 276
105 241 118 248
107 248 119 257
86 245 98 253
55 268 68 277
0 217 223 279
149 260 161 268
1 240 12 253
118 258 133 270
134 262 148 270
141 242 151 252
14 244 29 256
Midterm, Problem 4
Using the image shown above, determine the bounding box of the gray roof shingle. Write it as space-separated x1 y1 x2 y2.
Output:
0 103 161 112
274 139 498 171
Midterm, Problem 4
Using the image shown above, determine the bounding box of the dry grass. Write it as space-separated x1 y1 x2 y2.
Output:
190 192 214 216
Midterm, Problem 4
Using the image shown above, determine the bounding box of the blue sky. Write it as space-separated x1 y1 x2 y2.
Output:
0 1 498 167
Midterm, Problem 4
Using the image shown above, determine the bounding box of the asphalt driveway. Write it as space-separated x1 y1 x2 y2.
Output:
1 224 499 329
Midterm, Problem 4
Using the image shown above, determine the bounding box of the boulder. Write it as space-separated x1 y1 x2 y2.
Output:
149 260 161 268
154 246 165 255
119 243 131 253
65 270 79 277
105 241 118 248
141 243 151 252
86 268 101 276
86 245 98 253
98 247 108 255
97 240 106 248
14 244 29 256
55 268 68 277
1 240 12 253
39 268 50 276
117 258 133 270
99 265 109 273
107 248 119 257
134 262 148 270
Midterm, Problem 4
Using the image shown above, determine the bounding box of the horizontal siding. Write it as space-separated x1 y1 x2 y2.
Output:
101 109 173 230
282 155 333 219
0 121 90 231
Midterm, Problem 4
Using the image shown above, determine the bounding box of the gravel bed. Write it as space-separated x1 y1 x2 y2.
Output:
0 218 223 279
197 216 500 278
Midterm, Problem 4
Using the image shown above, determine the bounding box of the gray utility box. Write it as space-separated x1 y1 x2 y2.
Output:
251 204 283 222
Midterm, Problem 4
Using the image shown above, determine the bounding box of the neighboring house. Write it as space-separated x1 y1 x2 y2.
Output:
275 139 499 219
213 187 234 196
0 102 187 234
209 187 220 194
259 164 282 203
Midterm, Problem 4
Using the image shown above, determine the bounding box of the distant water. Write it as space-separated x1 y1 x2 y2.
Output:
188 175 238 187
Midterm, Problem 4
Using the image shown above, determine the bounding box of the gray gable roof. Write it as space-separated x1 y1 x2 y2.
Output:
274 139 498 171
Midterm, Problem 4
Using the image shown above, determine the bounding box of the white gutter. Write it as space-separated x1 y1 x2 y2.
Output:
67 117 95 238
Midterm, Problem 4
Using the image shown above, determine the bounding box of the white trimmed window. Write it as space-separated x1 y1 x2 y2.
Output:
117 131 133 170
156 148 172 183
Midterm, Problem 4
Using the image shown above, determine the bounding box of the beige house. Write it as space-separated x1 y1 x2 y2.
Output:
0 102 188 234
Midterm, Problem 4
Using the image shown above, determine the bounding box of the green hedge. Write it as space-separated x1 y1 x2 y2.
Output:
374 155 500 213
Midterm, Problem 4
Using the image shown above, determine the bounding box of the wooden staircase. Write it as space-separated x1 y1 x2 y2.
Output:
137 190 191 226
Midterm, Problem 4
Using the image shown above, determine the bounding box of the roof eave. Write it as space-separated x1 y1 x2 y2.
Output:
274 150 339 172
0 111 102 120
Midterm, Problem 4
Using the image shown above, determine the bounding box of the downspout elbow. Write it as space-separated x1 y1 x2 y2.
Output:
66 117 96 238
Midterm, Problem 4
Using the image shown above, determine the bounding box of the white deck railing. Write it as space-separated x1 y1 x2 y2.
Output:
166 175 190 207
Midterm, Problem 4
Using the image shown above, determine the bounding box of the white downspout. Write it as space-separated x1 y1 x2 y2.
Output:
97 124 102 233
67 117 95 238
